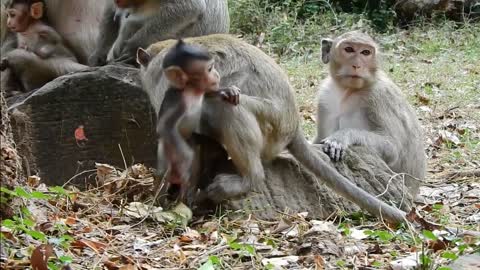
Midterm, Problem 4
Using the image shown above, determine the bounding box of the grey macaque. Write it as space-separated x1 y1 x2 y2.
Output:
138 34 410 224
89 0 230 66
314 31 426 197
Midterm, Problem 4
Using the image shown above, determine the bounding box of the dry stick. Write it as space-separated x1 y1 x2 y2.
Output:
447 169 480 179
189 244 230 268
61 169 97 188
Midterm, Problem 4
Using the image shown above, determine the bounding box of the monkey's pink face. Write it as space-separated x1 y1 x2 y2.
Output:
333 41 377 89
186 60 220 92
6 4 32 33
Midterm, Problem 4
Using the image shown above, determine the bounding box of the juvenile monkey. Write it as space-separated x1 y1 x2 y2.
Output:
314 31 426 196
139 34 410 224
1 0 107 65
138 39 239 201
89 0 230 66
0 0 87 93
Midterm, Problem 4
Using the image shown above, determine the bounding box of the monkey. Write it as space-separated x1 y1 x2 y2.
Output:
137 34 410 224
1 0 107 65
138 39 240 202
88 0 230 67
0 0 88 94
313 31 426 197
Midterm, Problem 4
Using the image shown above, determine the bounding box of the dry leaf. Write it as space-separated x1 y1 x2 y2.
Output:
314 255 325 270
72 239 107 254
31 244 54 270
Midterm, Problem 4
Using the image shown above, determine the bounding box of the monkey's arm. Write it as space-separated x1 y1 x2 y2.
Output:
35 29 64 59
1 32 18 56
114 0 207 63
322 129 399 165
88 3 119 66
313 102 331 143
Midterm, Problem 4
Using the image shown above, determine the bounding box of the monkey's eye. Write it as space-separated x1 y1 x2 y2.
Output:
344 47 355 53
361 50 371 56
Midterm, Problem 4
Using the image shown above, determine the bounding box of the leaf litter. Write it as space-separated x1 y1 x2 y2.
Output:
1 159 478 269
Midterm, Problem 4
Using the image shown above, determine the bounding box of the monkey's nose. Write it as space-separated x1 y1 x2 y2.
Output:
352 65 360 69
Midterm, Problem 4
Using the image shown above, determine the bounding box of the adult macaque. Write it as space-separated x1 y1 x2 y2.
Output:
0 0 87 94
89 0 230 66
314 31 426 196
137 39 239 202
138 34 410 224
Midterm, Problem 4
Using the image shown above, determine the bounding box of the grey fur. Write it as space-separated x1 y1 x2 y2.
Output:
139 34 410 224
89 0 230 66
314 32 426 198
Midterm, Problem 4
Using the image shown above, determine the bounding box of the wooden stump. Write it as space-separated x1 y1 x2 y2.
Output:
225 145 416 220
8 65 157 186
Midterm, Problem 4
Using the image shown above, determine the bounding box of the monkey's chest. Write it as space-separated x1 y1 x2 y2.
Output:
336 110 370 130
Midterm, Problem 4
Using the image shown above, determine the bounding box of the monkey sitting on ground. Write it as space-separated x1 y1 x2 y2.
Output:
89 0 230 66
0 0 87 95
313 31 426 196
138 39 240 203
138 34 411 224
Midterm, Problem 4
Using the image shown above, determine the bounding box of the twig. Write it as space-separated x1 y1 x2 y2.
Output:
62 169 97 188
189 244 229 268
447 169 480 179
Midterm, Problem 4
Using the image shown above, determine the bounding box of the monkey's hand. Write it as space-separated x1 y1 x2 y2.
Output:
0 58 9 71
217 86 241 106
320 136 349 162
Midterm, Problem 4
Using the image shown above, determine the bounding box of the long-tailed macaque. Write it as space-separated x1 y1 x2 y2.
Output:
138 34 410 224
313 31 426 197
89 0 230 66
0 0 87 94
1 0 107 65
138 39 239 202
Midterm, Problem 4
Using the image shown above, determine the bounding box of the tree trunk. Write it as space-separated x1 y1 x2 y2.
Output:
395 0 480 22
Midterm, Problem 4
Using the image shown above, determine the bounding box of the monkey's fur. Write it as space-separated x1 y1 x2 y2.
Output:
1 0 107 64
314 31 426 197
139 34 409 224
0 0 88 93
89 0 230 66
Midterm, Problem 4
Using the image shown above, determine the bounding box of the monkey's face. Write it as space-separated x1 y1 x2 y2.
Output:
332 41 377 90
6 4 32 32
186 59 220 92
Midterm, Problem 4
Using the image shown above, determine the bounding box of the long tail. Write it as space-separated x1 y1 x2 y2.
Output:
287 129 406 224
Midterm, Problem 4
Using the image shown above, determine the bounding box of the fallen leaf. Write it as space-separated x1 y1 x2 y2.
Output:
314 255 325 270
72 239 107 254
31 244 54 270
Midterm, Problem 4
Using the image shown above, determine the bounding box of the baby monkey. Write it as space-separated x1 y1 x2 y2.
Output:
1 0 86 94
140 40 239 202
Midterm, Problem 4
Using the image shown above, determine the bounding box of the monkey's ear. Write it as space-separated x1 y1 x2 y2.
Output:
136 48 151 67
321 38 333 64
164 66 188 88
30 2 44 20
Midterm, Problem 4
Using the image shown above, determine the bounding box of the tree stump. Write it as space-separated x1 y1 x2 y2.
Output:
8 65 157 186
225 145 415 220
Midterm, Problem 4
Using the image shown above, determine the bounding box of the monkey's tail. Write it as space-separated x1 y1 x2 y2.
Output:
287 129 406 225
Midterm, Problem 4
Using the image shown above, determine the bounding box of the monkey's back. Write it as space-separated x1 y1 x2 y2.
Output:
145 34 301 157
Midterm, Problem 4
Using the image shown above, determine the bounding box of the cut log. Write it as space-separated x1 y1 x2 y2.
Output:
225 145 415 220
8 65 157 186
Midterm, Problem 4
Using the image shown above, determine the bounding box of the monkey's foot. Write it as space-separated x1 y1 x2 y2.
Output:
206 174 250 203
321 138 347 162
0 58 9 71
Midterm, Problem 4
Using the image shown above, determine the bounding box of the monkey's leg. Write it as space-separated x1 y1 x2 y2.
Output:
205 110 265 203
321 129 399 165
3 49 56 91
